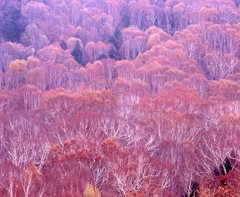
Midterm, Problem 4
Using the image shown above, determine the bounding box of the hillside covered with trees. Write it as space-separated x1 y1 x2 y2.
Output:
0 0 240 196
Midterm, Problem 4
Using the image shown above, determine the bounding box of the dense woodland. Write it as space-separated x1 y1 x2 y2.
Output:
0 0 240 196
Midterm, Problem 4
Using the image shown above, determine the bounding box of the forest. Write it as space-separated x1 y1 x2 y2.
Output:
0 0 240 196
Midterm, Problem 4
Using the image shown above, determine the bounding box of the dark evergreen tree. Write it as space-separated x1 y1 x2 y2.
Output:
234 0 240 6
109 28 122 51
98 54 108 60
108 28 122 60
121 6 130 28
60 40 67 50
71 41 83 65
109 47 121 60
2 6 26 42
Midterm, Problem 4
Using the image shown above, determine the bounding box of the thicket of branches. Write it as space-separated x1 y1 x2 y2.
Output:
0 0 240 196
